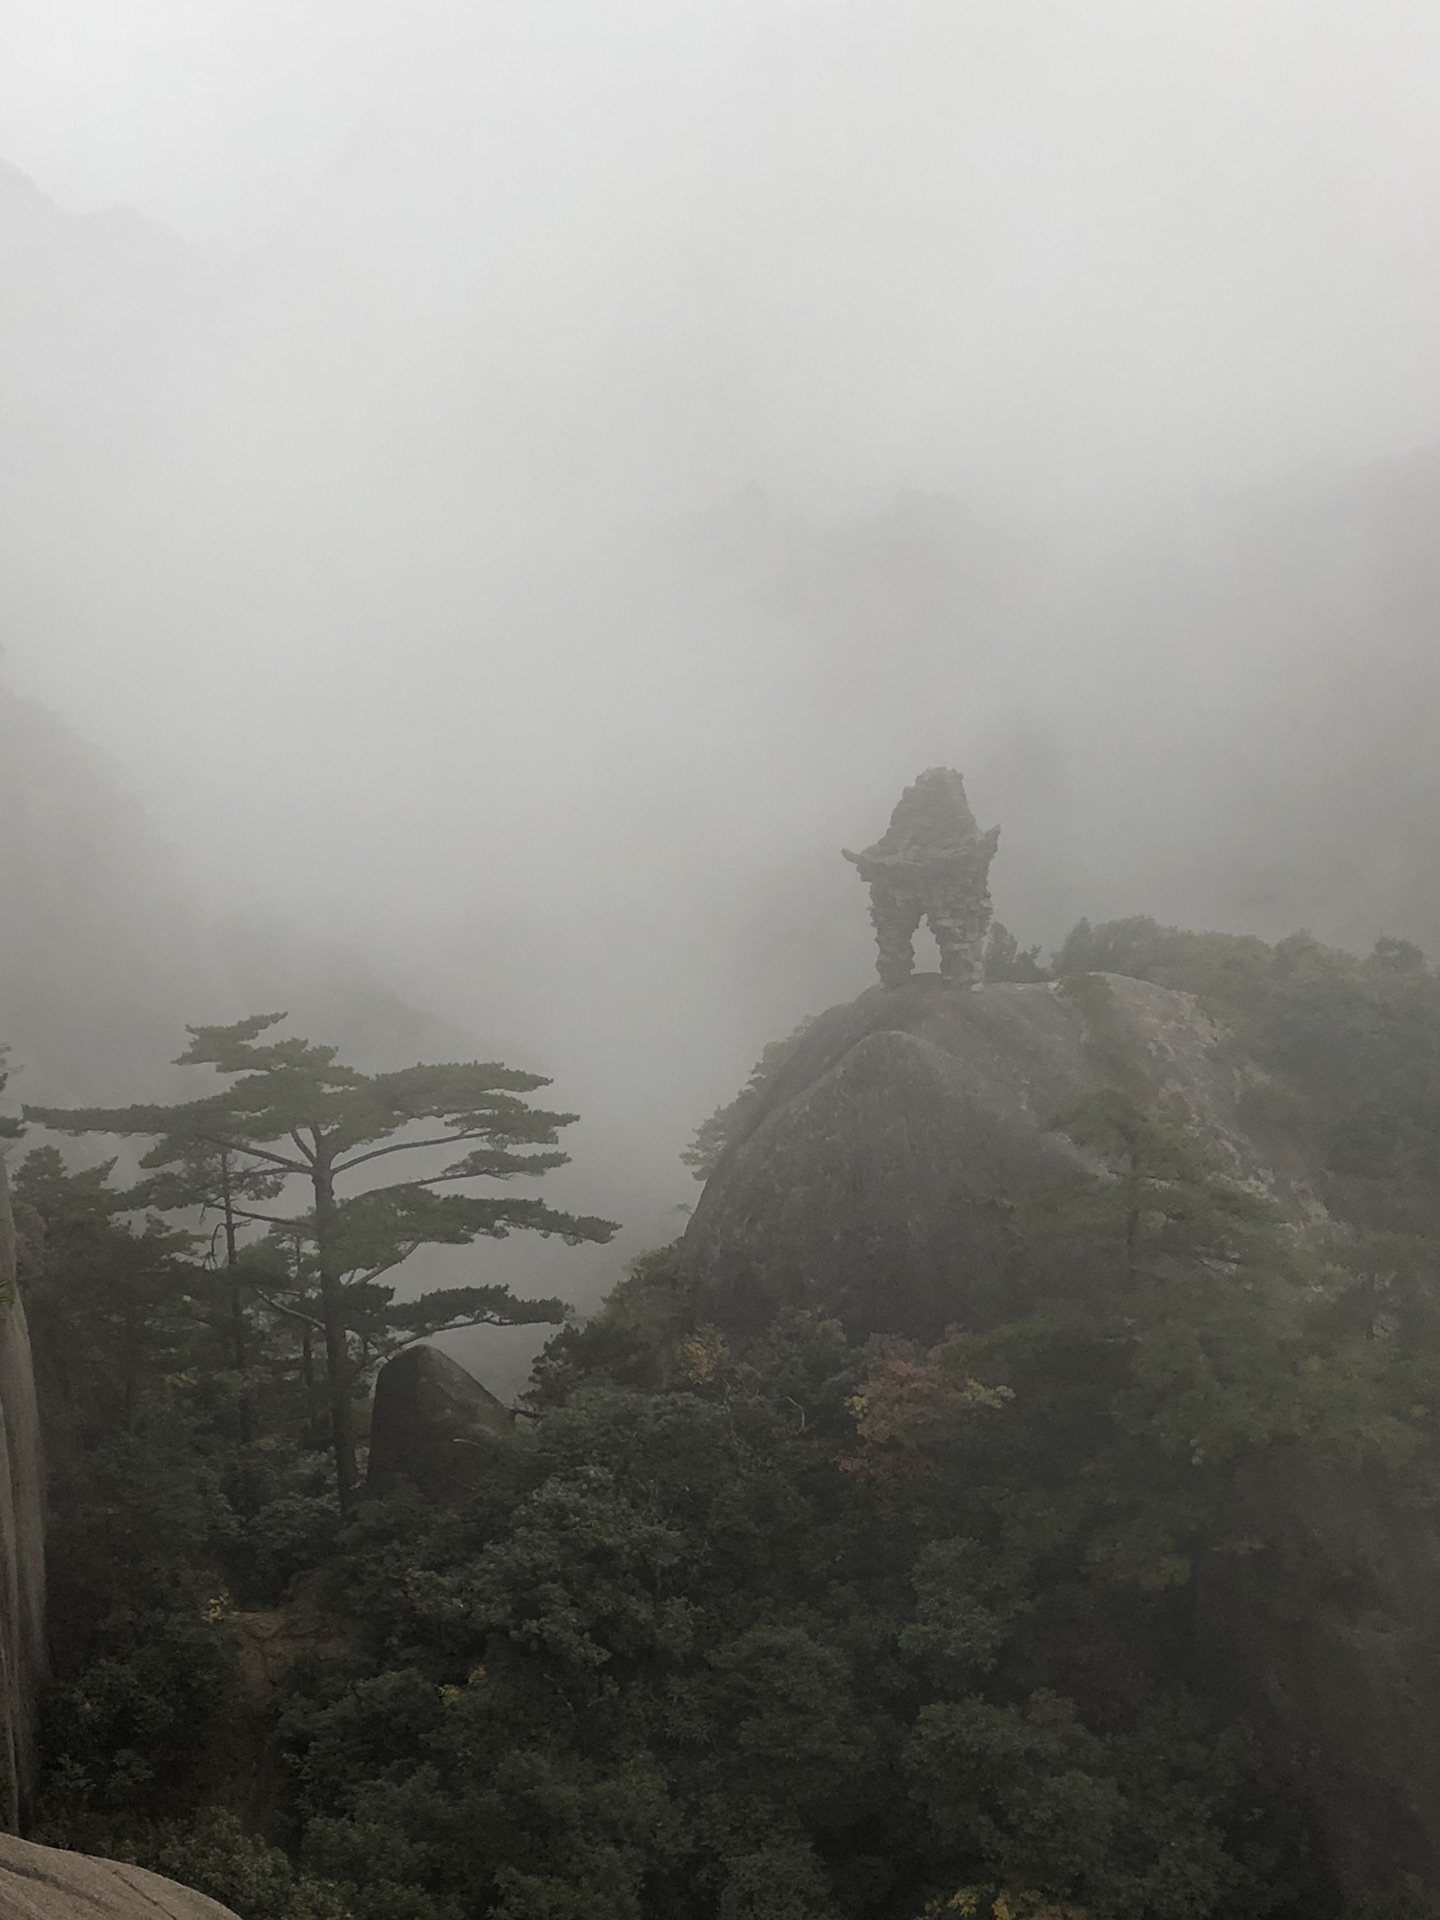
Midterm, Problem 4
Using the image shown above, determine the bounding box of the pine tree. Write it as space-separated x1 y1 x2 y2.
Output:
27 1015 617 1510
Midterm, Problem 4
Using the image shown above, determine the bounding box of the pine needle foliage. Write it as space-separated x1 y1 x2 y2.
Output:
27 1014 616 1509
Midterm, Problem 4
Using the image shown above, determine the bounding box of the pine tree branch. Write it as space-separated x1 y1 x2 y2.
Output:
417 1159 566 1186
334 1134 477 1172
204 1138 308 1174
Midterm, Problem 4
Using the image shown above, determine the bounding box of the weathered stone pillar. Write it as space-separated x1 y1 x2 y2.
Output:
844 768 999 989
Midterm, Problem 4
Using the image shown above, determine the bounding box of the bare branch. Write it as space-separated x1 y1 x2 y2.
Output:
351 1256 415 1284
202 1138 307 1174
249 1286 324 1331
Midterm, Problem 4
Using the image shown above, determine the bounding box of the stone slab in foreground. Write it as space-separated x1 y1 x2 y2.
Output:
0 1832 239 1920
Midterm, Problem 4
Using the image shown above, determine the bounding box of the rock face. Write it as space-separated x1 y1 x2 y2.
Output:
685 970 1323 1337
0 1831 239 1919
0 1157 46 1830
0 1165 238 1916
367 1343 513 1496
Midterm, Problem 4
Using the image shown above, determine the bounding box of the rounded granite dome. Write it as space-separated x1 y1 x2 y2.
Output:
683 970 1327 1339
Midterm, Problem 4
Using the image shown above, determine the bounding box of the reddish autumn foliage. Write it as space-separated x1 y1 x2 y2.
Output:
841 1330 1011 1483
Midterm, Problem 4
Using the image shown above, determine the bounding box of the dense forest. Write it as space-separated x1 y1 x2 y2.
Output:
8 918 1440 1920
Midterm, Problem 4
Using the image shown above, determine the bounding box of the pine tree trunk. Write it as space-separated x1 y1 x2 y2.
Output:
220 1153 253 1447
230 1278 251 1444
312 1156 358 1515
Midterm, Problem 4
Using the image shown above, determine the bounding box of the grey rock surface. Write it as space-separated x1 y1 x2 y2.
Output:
685 969 1324 1337
0 1831 239 1919
0 1157 46 1830
367 1343 513 1496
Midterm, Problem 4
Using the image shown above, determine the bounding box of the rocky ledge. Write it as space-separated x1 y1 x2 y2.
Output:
0 1830 239 1918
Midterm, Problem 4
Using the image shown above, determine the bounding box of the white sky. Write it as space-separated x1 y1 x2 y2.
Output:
7 1 1440 517
8 0 1440 1257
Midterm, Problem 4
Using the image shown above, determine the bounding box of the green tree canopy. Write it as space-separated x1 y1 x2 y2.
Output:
27 1015 617 1508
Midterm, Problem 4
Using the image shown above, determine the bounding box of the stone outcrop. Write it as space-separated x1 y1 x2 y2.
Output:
0 1831 239 1919
844 768 1000 988
684 969 1324 1338
0 1157 46 1831
367 1343 513 1496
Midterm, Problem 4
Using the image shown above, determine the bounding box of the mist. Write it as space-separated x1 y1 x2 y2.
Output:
7 0 1440 1361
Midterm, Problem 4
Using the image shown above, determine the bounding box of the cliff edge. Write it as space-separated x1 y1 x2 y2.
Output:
0 1155 46 1831
0 1162 240 1915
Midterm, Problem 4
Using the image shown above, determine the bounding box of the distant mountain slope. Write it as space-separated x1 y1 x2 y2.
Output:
0 683 202 1105
0 683 463 1111
1016 446 1440 955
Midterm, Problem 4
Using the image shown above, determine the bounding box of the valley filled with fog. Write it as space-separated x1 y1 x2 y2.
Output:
6 0 1440 1375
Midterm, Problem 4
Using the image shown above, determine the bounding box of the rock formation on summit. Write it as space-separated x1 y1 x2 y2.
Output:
844 767 999 988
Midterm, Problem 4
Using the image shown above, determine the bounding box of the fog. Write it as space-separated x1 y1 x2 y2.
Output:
6 2 1440 1367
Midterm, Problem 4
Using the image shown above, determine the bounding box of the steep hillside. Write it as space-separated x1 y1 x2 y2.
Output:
677 953 1440 1901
